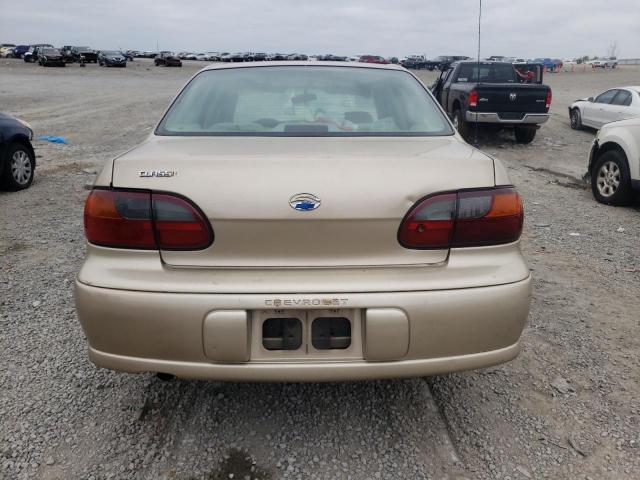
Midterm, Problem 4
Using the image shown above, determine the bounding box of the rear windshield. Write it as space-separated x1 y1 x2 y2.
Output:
456 64 518 83
156 66 453 136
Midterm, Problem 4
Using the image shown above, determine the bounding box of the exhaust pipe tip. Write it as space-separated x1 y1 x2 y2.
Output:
156 372 175 382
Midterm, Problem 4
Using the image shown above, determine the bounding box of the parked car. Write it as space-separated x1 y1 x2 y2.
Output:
431 60 551 143
318 54 347 61
532 58 558 72
71 46 98 63
38 48 65 67
23 44 54 63
424 56 470 71
0 112 35 190
0 44 16 57
592 58 618 69
76 62 531 382
184 53 198 60
11 45 30 58
287 53 308 61
266 53 288 61
401 55 427 69
98 50 127 67
60 46 76 63
587 117 640 205
154 51 182 67
359 55 389 64
569 87 640 130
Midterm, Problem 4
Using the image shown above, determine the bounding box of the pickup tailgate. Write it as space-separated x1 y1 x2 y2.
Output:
475 83 549 114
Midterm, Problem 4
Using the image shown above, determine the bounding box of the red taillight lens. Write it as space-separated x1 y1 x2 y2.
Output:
84 190 155 248
398 187 523 249
152 194 211 249
84 189 212 250
397 193 456 249
468 90 478 108
545 90 552 109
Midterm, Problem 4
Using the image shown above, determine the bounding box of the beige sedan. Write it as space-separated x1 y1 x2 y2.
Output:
75 62 531 381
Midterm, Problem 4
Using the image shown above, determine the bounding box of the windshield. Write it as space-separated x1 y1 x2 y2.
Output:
455 64 518 83
102 51 121 55
76 47 91 52
43 49 60 55
157 66 453 136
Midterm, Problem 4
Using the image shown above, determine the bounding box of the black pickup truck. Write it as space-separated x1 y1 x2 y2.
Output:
431 61 552 143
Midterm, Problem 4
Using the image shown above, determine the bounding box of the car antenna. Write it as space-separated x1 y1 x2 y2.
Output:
473 0 482 148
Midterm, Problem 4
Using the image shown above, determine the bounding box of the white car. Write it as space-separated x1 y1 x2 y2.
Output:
592 58 617 69
587 117 640 205
569 87 640 130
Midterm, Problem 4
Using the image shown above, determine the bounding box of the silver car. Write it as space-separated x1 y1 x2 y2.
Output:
570 86 640 130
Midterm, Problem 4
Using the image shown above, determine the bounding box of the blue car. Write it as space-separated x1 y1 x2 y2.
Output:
0 113 35 190
533 58 557 72
12 45 30 58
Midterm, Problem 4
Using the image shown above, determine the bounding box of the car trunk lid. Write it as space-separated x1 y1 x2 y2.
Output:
112 136 495 268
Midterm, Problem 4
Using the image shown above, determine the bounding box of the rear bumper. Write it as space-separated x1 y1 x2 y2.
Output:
88 340 522 382
75 275 532 382
466 112 549 124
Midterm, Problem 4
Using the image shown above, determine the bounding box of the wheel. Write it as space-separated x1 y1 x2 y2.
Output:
1 143 35 190
591 150 634 205
452 109 471 142
514 126 537 144
570 108 582 130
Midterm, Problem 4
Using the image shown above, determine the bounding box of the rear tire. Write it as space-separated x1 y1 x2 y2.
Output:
570 108 582 130
452 109 471 142
591 150 634 206
1 143 35 190
514 126 537 144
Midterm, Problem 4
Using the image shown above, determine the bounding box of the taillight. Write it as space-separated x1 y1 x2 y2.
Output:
84 189 212 250
468 90 478 108
152 194 212 249
398 187 523 249
545 90 552 109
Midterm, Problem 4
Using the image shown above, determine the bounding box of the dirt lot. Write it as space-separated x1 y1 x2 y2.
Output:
1 58 639 480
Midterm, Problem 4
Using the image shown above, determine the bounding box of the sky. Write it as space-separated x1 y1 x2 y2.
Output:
2 0 639 59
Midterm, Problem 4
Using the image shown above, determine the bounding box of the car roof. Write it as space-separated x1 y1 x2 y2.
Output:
200 61 405 72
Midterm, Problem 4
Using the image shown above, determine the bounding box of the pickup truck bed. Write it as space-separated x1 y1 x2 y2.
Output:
431 61 552 144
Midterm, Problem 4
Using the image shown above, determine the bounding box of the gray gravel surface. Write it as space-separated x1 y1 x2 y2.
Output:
1 59 639 479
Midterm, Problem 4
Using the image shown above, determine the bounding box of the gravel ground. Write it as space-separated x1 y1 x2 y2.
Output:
1 58 639 480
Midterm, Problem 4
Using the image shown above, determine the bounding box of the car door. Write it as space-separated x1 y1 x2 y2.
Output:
583 89 619 128
441 67 455 110
609 90 634 122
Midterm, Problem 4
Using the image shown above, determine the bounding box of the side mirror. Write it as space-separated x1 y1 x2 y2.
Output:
588 97 594 102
